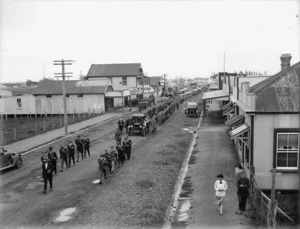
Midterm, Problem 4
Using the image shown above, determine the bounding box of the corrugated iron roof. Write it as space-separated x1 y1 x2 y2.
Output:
201 90 229 100
250 62 300 112
86 63 143 77
0 87 36 96
33 80 110 95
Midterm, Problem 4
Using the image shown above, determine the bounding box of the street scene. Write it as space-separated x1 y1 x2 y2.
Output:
0 1 299 229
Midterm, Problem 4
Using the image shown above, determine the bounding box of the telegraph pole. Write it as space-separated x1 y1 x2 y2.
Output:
53 59 74 136
164 74 166 96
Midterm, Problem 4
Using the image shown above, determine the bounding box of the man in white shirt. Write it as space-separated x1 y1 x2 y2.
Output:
214 174 228 215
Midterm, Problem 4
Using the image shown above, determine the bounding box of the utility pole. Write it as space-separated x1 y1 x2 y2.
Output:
142 73 144 100
53 59 74 136
164 74 166 96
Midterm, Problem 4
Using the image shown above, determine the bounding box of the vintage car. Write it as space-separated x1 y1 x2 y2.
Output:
185 102 200 118
128 113 151 136
0 147 22 171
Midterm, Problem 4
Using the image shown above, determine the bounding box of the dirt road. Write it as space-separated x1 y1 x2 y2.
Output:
0 94 202 228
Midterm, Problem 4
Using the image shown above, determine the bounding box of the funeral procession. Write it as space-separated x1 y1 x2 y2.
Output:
1 1 299 229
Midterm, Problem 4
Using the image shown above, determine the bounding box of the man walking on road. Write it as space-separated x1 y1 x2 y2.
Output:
75 135 84 162
59 145 68 172
214 174 228 215
237 172 250 215
48 146 58 175
42 157 54 194
67 140 76 166
83 134 91 158
98 154 107 184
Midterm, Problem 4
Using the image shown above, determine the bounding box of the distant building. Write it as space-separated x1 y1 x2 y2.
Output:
85 63 149 99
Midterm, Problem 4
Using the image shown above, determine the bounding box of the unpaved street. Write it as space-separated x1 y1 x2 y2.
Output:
0 94 202 228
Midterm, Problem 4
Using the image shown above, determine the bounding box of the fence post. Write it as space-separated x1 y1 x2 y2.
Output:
88 108 91 116
272 200 277 229
267 199 271 228
0 130 4 145
43 120 46 132
260 192 264 222
52 118 55 129
60 116 62 127
14 128 17 141
35 122 37 134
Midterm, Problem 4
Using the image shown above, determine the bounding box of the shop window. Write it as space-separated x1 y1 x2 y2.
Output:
17 98 22 108
122 76 127 85
276 133 299 169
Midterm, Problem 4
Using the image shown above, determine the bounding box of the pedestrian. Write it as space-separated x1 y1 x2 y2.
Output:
125 117 131 134
118 119 125 134
67 140 76 166
48 146 58 175
237 172 250 215
115 128 122 145
42 157 54 194
116 142 125 166
110 145 118 173
104 149 112 175
75 135 84 162
124 135 132 160
59 145 68 172
176 101 179 109
98 154 107 184
83 134 91 158
214 174 228 215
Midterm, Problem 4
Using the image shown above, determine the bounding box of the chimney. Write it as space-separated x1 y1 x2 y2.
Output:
280 54 292 71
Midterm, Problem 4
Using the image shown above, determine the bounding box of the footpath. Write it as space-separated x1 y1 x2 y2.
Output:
4 107 136 155
170 112 253 229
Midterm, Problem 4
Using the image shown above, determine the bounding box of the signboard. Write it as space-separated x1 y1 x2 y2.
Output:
76 81 107 87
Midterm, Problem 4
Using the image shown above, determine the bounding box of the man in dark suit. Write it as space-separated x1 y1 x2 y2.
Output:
75 135 84 162
67 140 76 166
124 135 132 160
48 146 58 175
83 134 91 158
42 157 54 194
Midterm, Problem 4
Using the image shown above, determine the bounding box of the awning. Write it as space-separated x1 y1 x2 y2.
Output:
222 105 236 116
225 114 245 127
229 124 249 140
222 101 233 111
202 90 229 101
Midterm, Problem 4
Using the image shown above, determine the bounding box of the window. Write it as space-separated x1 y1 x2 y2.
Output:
77 94 83 98
122 76 127 85
46 95 52 98
17 98 22 108
276 132 299 169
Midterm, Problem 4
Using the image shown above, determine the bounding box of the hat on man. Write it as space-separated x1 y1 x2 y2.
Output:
217 174 224 178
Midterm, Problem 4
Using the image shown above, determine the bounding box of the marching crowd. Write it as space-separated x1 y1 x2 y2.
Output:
40 122 133 193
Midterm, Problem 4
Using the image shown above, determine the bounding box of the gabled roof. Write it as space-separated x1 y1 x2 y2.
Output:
250 62 300 112
0 87 36 96
33 80 112 95
86 63 143 77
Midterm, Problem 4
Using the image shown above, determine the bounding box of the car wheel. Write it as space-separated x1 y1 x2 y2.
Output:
15 157 22 169
142 129 145 136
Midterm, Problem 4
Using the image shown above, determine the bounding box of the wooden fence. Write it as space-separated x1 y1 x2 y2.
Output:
249 171 295 228
0 112 102 146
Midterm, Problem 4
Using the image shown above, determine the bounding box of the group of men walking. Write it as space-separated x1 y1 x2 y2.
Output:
98 131 132 184
40 134 91 194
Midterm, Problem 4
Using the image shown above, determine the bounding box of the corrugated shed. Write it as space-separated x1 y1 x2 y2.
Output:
87 63 143 77
253 62 300 112
33 80 110 95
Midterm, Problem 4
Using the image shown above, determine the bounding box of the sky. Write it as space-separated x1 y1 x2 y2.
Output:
0 0 299 83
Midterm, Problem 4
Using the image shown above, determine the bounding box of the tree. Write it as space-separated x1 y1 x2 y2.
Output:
26 79 38 87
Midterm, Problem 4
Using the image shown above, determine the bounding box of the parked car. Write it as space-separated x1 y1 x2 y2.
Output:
185 102 200 118
128 113 151 136
0 147 22 171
